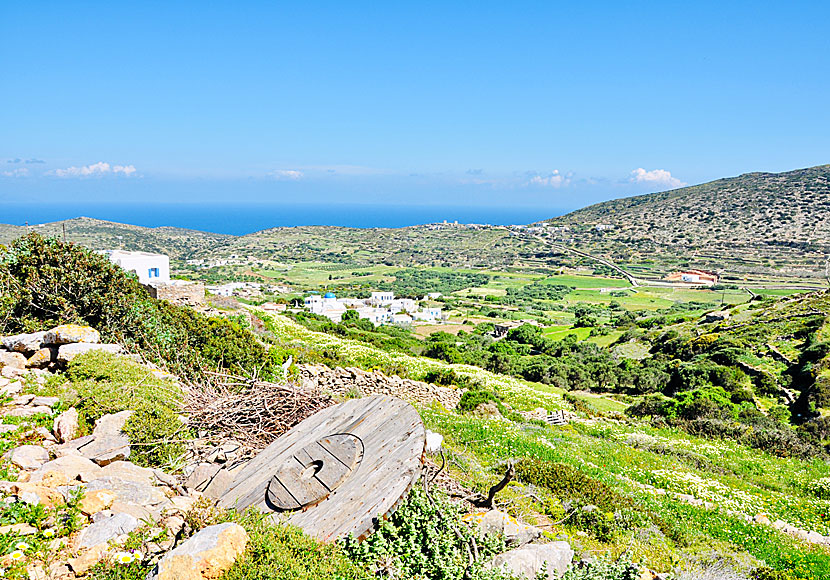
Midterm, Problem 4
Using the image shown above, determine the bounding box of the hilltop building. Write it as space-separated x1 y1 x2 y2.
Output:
102 250 169 285
103 250 204 306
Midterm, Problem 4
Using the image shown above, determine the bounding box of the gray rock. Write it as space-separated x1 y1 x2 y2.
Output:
5 406 53 417
53 408 80 443
30 454 103 483
0 424 19 434
101 461 155 485
807 531 825 544
467 509 542 547
6 445 49 470
26 347 57 369
75 512 139 549
489 542 574 580
84 476 171 515
57 343 122 363
1 332 46 354
0 351 27 370
79 435 131 465
43 325 100 346
152 468 178 488
186 463 221 492
32 396 59 407
148 523 249 580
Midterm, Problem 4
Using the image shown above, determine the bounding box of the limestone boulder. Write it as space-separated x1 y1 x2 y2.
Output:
6 445 49 470
43 325 100 345
57 343 122 363
26 347 57 369
53 408 80 443
0 351 27 370
1 331 46 354
74 512 139 550
148 522 249 580
463 509 542 547
79 489 117 515
489 542 574 580
29 455 103 484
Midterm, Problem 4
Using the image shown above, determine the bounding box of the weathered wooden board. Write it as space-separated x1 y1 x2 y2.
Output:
219 395 426 542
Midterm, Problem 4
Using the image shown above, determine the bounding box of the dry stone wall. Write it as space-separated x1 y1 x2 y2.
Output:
297 364 461 410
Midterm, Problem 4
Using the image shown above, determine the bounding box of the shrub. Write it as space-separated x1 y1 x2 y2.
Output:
0 234 280 381
56 351 187 468
341 487 508 580
561 556 640 580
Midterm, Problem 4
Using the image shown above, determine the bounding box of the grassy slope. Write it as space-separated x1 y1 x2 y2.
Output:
265 311 830 578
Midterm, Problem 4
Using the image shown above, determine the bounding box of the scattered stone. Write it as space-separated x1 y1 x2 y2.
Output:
26 347 57 369
0 523 37 535
463 509 542 547
5 406 53 418
54 408 80 443
807 531 825 544
75 512 139 549
30 455 103 484
0 351 28 370
32 396 59 407
0 424 19 434
43 325 101 345
57 343 122 363
754 514 771 526
13 483 64 507
68 544 109 575
6 445 50 470
148 522 249 580
489 542 574 579
101 461 155 485
1 331 46 353
186 463 222 492
80 489 117 515
473 401 501 418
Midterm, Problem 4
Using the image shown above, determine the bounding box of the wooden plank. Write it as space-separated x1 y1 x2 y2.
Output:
219 395 425 542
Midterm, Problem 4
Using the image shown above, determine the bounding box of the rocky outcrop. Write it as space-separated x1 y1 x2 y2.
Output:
148 523 249 580
489 542 574 579
298 364 461 409
0 324 122 373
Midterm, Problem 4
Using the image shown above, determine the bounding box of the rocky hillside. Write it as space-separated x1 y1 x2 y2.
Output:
0 217 233 260
547 165 830 278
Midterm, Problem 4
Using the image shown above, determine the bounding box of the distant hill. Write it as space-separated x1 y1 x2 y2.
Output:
547 165 830 278
0 217 233 259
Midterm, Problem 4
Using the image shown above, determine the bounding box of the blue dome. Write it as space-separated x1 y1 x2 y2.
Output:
324 292 336 299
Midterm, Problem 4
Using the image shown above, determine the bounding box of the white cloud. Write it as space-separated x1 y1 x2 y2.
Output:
630 167 685 188
527 170 570 188
1 168 29 178
269 169 304 180
50 161 137 178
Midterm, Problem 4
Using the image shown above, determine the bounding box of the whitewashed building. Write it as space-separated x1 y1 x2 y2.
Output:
103 250 170 285
370 292 394 307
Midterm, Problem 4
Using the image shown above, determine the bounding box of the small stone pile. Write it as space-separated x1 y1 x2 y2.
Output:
0 325 249 579
0 325 123 374
298 364 461 410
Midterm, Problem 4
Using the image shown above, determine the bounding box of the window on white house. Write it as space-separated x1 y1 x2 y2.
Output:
148 268 159 278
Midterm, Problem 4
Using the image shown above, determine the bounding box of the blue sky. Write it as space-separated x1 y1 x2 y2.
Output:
2 1 829 212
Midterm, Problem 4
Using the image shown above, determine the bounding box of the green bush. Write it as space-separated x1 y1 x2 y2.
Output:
561 557 640 580
341 487 508 580
0 234 280 381
57 351 187 468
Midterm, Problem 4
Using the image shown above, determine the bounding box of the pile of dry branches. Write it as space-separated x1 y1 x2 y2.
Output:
183 371 335 451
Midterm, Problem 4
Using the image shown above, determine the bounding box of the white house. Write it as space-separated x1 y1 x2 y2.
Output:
413 307 443 322
390 313 413 326
103 250 170 285
356 307 389 326
370 292 394 307
390 298 417 313
304 292 348 322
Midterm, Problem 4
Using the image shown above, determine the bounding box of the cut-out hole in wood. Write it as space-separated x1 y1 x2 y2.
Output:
266 433 363 511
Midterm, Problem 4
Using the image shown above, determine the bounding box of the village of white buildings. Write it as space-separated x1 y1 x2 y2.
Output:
102 250 445 327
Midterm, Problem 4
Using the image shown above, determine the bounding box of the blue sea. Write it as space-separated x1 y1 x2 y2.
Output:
0 202 561 235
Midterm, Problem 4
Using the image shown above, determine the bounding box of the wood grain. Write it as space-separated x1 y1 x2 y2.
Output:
219 395 425 542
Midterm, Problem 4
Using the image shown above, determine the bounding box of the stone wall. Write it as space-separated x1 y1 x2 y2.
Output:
145 282 205 306
297 364 460 410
